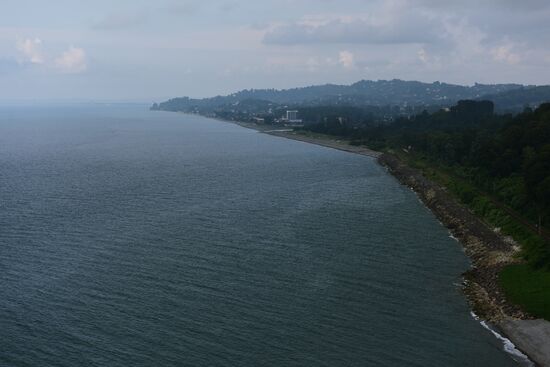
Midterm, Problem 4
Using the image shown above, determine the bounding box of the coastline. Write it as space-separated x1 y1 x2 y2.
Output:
267 127 550 367
226 118 382 158
172 114 550 366
377 153 550 366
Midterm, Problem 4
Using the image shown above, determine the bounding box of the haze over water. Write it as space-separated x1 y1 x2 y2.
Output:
0 105 518 366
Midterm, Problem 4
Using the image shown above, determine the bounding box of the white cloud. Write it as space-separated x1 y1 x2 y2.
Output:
54 47 87 73
440 18 487 60
491 44 521 65
263 8 443 46
417 48 428 63
16 38 44 64
339 50 355 69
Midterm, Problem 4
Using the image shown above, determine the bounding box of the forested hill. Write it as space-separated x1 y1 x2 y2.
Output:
476 86 550 113
216 80 521 106
151 79 550 113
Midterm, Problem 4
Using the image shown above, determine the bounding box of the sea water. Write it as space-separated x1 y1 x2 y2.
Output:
0 104 520 366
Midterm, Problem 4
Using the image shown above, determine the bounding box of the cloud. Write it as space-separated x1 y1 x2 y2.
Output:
338 51 355 69
13 37 88 74
439 18 487 60
263 13 442 45
16 38 44 64
417 49 428 63
491 44 521 65
54 47 87 73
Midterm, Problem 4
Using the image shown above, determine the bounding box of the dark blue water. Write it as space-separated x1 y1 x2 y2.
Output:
0 104 518 366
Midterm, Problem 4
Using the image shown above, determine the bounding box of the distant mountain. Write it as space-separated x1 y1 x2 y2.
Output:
152 79 529 113
477 86 550 112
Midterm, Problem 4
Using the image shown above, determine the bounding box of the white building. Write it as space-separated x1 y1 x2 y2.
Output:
283 110 302 126
286 110 298 121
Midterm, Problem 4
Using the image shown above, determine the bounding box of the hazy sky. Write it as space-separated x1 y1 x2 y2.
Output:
1 0 550 101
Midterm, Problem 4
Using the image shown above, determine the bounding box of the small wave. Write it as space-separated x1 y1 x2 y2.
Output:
448 234 459 242
470 312 534 367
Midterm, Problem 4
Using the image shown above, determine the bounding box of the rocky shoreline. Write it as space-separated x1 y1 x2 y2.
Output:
377 153 550 367
376 153 527 321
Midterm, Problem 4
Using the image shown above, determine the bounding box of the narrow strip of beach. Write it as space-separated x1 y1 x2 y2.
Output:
227 119 382 159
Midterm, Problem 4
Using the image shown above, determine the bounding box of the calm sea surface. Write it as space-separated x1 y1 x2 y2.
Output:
0 104 519 366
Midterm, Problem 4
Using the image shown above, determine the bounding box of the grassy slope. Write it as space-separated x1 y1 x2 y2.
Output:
500 265 550 320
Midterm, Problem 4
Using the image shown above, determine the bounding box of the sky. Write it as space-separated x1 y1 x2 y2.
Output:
1 0 550 101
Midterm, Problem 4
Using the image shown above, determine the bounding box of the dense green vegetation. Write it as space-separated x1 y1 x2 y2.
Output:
500 264 550 319
480 86 550 113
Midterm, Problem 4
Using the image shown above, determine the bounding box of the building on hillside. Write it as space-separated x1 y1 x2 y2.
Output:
282 110 303 126
286 110 298 121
